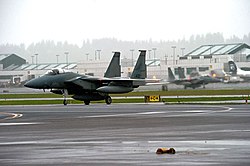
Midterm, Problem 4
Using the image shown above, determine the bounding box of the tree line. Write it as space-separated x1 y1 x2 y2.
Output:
0 32 250 64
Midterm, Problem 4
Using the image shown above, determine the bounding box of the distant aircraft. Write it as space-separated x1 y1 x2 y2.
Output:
210 69 243 83
228 60 250 81
24 50 158 105
168 67 221 89
210 69 227 80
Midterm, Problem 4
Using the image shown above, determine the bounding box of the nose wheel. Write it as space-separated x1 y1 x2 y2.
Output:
63 99 68 105
84 100 90 105
105 96 112 105
62 89 68 106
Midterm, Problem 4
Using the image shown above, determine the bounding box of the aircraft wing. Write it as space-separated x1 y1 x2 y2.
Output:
172 79 192 85
64 75 161 94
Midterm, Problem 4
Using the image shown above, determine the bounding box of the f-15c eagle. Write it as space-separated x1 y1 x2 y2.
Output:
24 50 158 105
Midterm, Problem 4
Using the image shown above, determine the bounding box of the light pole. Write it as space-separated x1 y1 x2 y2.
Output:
96 50 101 60
34 53 38 65
148 49 152 60
64 52 69 69
86 53 89 61
152 48 157 66
34 53 38 70
171 46 176 65
181 48 185 57
165 54 168 65
56 55 60 64
130 49 134 66
31 55 34 64
95 50 97 60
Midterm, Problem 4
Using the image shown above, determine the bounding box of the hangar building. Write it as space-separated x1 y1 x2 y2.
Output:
163 43 250 79
0 54 26 70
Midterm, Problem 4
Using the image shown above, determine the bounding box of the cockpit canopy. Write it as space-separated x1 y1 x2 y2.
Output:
45 68 69 75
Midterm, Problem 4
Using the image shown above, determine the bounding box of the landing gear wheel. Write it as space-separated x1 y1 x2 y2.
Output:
84 100 90 105
105 96 112 105
62 89 68 106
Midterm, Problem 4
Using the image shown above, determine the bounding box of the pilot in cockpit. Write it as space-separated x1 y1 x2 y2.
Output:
46 68 61 75
53 69 59 74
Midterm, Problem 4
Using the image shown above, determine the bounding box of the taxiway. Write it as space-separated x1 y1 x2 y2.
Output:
0 104 250 165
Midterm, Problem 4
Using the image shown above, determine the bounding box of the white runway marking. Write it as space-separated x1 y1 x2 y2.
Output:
137 111 163 115
0 141 38 145
83 111 165 118
0 122 40 126
83 106 232 118
0 112 23 121
180 140 250 146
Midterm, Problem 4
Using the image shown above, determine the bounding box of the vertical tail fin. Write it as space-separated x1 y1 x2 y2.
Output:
178 67 186 79
104 52 121 78
131 50 147 79
168 67 176 81
228 60 238 75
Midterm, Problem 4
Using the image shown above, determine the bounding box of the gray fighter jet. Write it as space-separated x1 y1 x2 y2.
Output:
24 50 153 105
168 67 221 89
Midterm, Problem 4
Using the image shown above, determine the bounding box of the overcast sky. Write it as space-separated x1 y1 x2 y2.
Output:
0 0 250 46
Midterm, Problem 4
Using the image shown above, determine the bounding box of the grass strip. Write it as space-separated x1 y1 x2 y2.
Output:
0 97 248 105
1 89 250 99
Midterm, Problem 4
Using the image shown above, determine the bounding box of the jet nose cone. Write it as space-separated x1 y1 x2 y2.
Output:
24 77 49 89
24 80 32 88
24 79 39 88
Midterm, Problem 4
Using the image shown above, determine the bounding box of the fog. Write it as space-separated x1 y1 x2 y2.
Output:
0 0 250 63
0 33 250 63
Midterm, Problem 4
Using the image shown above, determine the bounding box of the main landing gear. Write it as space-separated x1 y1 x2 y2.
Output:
62 89 68 105
63 92 112 105
84 100 90 105
105 96 112 105
83 96 112 105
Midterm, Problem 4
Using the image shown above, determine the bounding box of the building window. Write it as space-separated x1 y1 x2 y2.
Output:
179 57 188 60
191 56 200 59
199 67 209 72
174 67 185 76
186 67 197 74
204 55 212 59
174 68 179 75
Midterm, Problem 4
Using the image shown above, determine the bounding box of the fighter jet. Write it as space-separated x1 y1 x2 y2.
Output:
168 67 221 89
24 50 155 105
228 60 250 81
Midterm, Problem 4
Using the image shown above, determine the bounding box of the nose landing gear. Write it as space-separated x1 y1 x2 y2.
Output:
62 89 68 105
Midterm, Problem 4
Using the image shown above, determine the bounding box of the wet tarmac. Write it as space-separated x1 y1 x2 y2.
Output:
0 104 250 165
